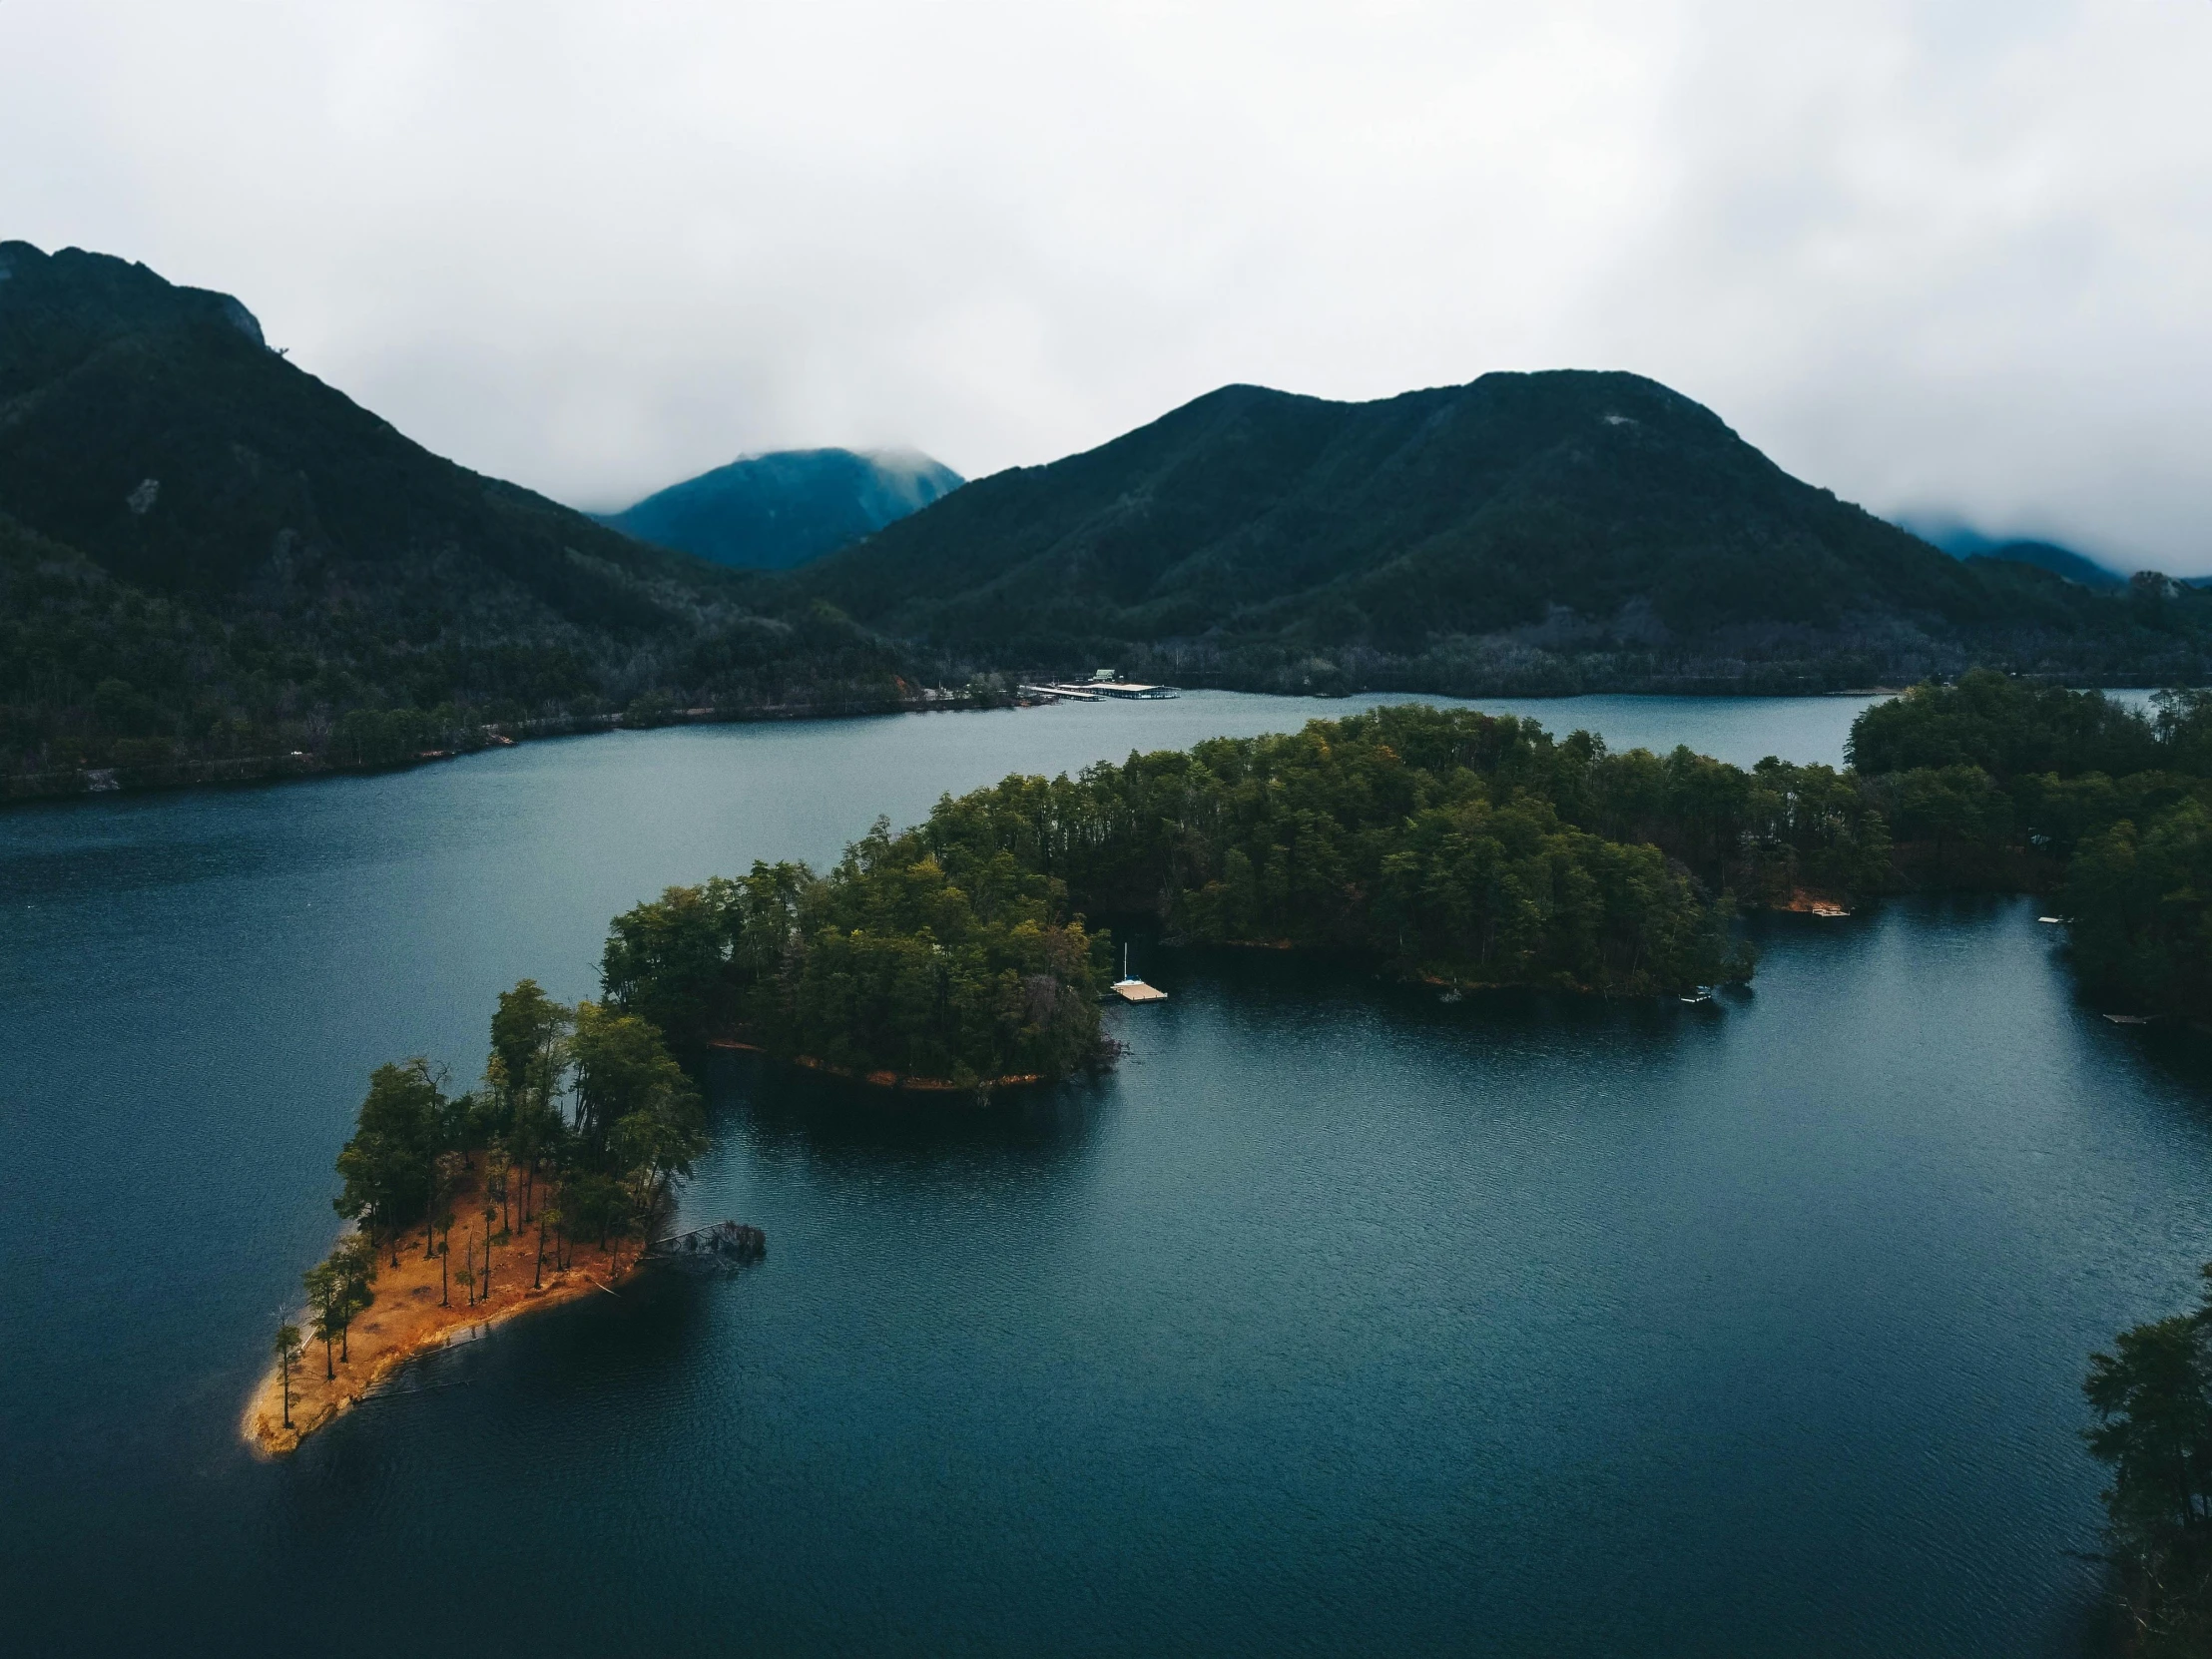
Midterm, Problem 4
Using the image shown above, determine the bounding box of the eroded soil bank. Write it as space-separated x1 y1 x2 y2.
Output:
244 1194 636 1458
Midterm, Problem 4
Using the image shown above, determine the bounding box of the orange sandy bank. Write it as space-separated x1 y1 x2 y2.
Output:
1776 888 1853 917
243 1193 636 1458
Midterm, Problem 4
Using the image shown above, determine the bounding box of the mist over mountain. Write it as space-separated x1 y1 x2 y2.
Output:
1908 521 2127 592
599 447 962 570
802 372 2212 694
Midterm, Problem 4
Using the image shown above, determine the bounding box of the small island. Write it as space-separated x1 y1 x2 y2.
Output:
249 984 708 1456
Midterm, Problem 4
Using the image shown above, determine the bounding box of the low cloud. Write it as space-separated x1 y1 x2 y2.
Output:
4 0 2208 565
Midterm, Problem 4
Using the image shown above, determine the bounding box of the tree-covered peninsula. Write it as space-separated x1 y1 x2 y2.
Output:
600 705 1771 1095
1844 670 2212 1019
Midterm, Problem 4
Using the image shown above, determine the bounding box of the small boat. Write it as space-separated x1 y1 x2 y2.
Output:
2037 915 2066 925
2104 1013 2152 1026
1680 986 1715 1005
1438 987 1462 1005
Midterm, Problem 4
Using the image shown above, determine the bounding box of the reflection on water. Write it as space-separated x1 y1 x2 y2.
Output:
4 696 2211 1657
722 1052 1115 1174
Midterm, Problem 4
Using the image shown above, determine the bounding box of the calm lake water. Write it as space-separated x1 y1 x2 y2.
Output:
5 690 2210 1656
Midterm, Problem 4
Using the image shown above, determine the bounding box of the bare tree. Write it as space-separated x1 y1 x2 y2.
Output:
273 1323 303 1428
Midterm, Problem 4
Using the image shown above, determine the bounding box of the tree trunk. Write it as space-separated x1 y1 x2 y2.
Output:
323 1327 333 1382
534 1220 545 1289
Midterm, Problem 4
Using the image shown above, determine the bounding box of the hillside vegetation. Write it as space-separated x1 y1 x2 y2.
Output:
0 242 940 798
801 373 2212 694
12 239 2212 807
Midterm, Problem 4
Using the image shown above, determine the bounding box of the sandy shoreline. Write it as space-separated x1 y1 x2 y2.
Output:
243 1199 636 1459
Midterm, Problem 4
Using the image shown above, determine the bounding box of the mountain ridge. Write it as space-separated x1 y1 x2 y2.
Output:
0 242 937 800
798 371 2212 694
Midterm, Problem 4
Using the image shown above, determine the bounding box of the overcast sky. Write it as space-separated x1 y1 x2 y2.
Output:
5 1 2211 567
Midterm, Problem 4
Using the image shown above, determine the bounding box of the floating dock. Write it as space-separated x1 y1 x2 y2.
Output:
1019 684 1100 701
1112 979 1168 1003
1019 679 1178 702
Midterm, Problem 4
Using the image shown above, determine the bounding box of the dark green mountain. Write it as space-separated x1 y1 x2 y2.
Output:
1967 541 2126 592
0 243 927 799
600 447 962 570
1917 523 2127 592
802 373 2212 694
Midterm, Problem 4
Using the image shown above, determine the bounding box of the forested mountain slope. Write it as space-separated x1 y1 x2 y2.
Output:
600 446 962 570
0 243 924 796
800 372 2212 693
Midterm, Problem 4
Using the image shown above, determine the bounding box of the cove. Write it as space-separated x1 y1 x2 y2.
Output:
2 690 2206 1656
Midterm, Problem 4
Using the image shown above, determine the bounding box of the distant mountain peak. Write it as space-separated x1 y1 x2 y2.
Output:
1903 517 2126 591
599 445 964 571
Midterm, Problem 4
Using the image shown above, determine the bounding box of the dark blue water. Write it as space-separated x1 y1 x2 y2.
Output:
4 691 2208 1656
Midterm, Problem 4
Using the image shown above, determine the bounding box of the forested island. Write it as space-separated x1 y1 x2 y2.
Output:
597 703 1774 1094
581 678 2212 1097
254 682 2212 1651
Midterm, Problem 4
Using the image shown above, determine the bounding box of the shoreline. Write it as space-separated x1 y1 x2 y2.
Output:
243 1198 639 1459
706 1037 1048 1093
3 682 1903 810
8 689 1003 809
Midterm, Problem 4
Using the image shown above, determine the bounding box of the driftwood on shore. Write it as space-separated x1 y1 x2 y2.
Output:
649 1220 768 1266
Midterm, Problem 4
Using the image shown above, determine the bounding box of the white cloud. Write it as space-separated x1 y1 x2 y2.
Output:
3 0 2209 566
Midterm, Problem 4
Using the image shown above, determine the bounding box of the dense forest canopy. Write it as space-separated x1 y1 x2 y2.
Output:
598 705 1802 1091
594 682 2212 1083
1840 672 2212 1017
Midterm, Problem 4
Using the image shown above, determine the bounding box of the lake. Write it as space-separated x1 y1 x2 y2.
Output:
3 689 2207 1656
